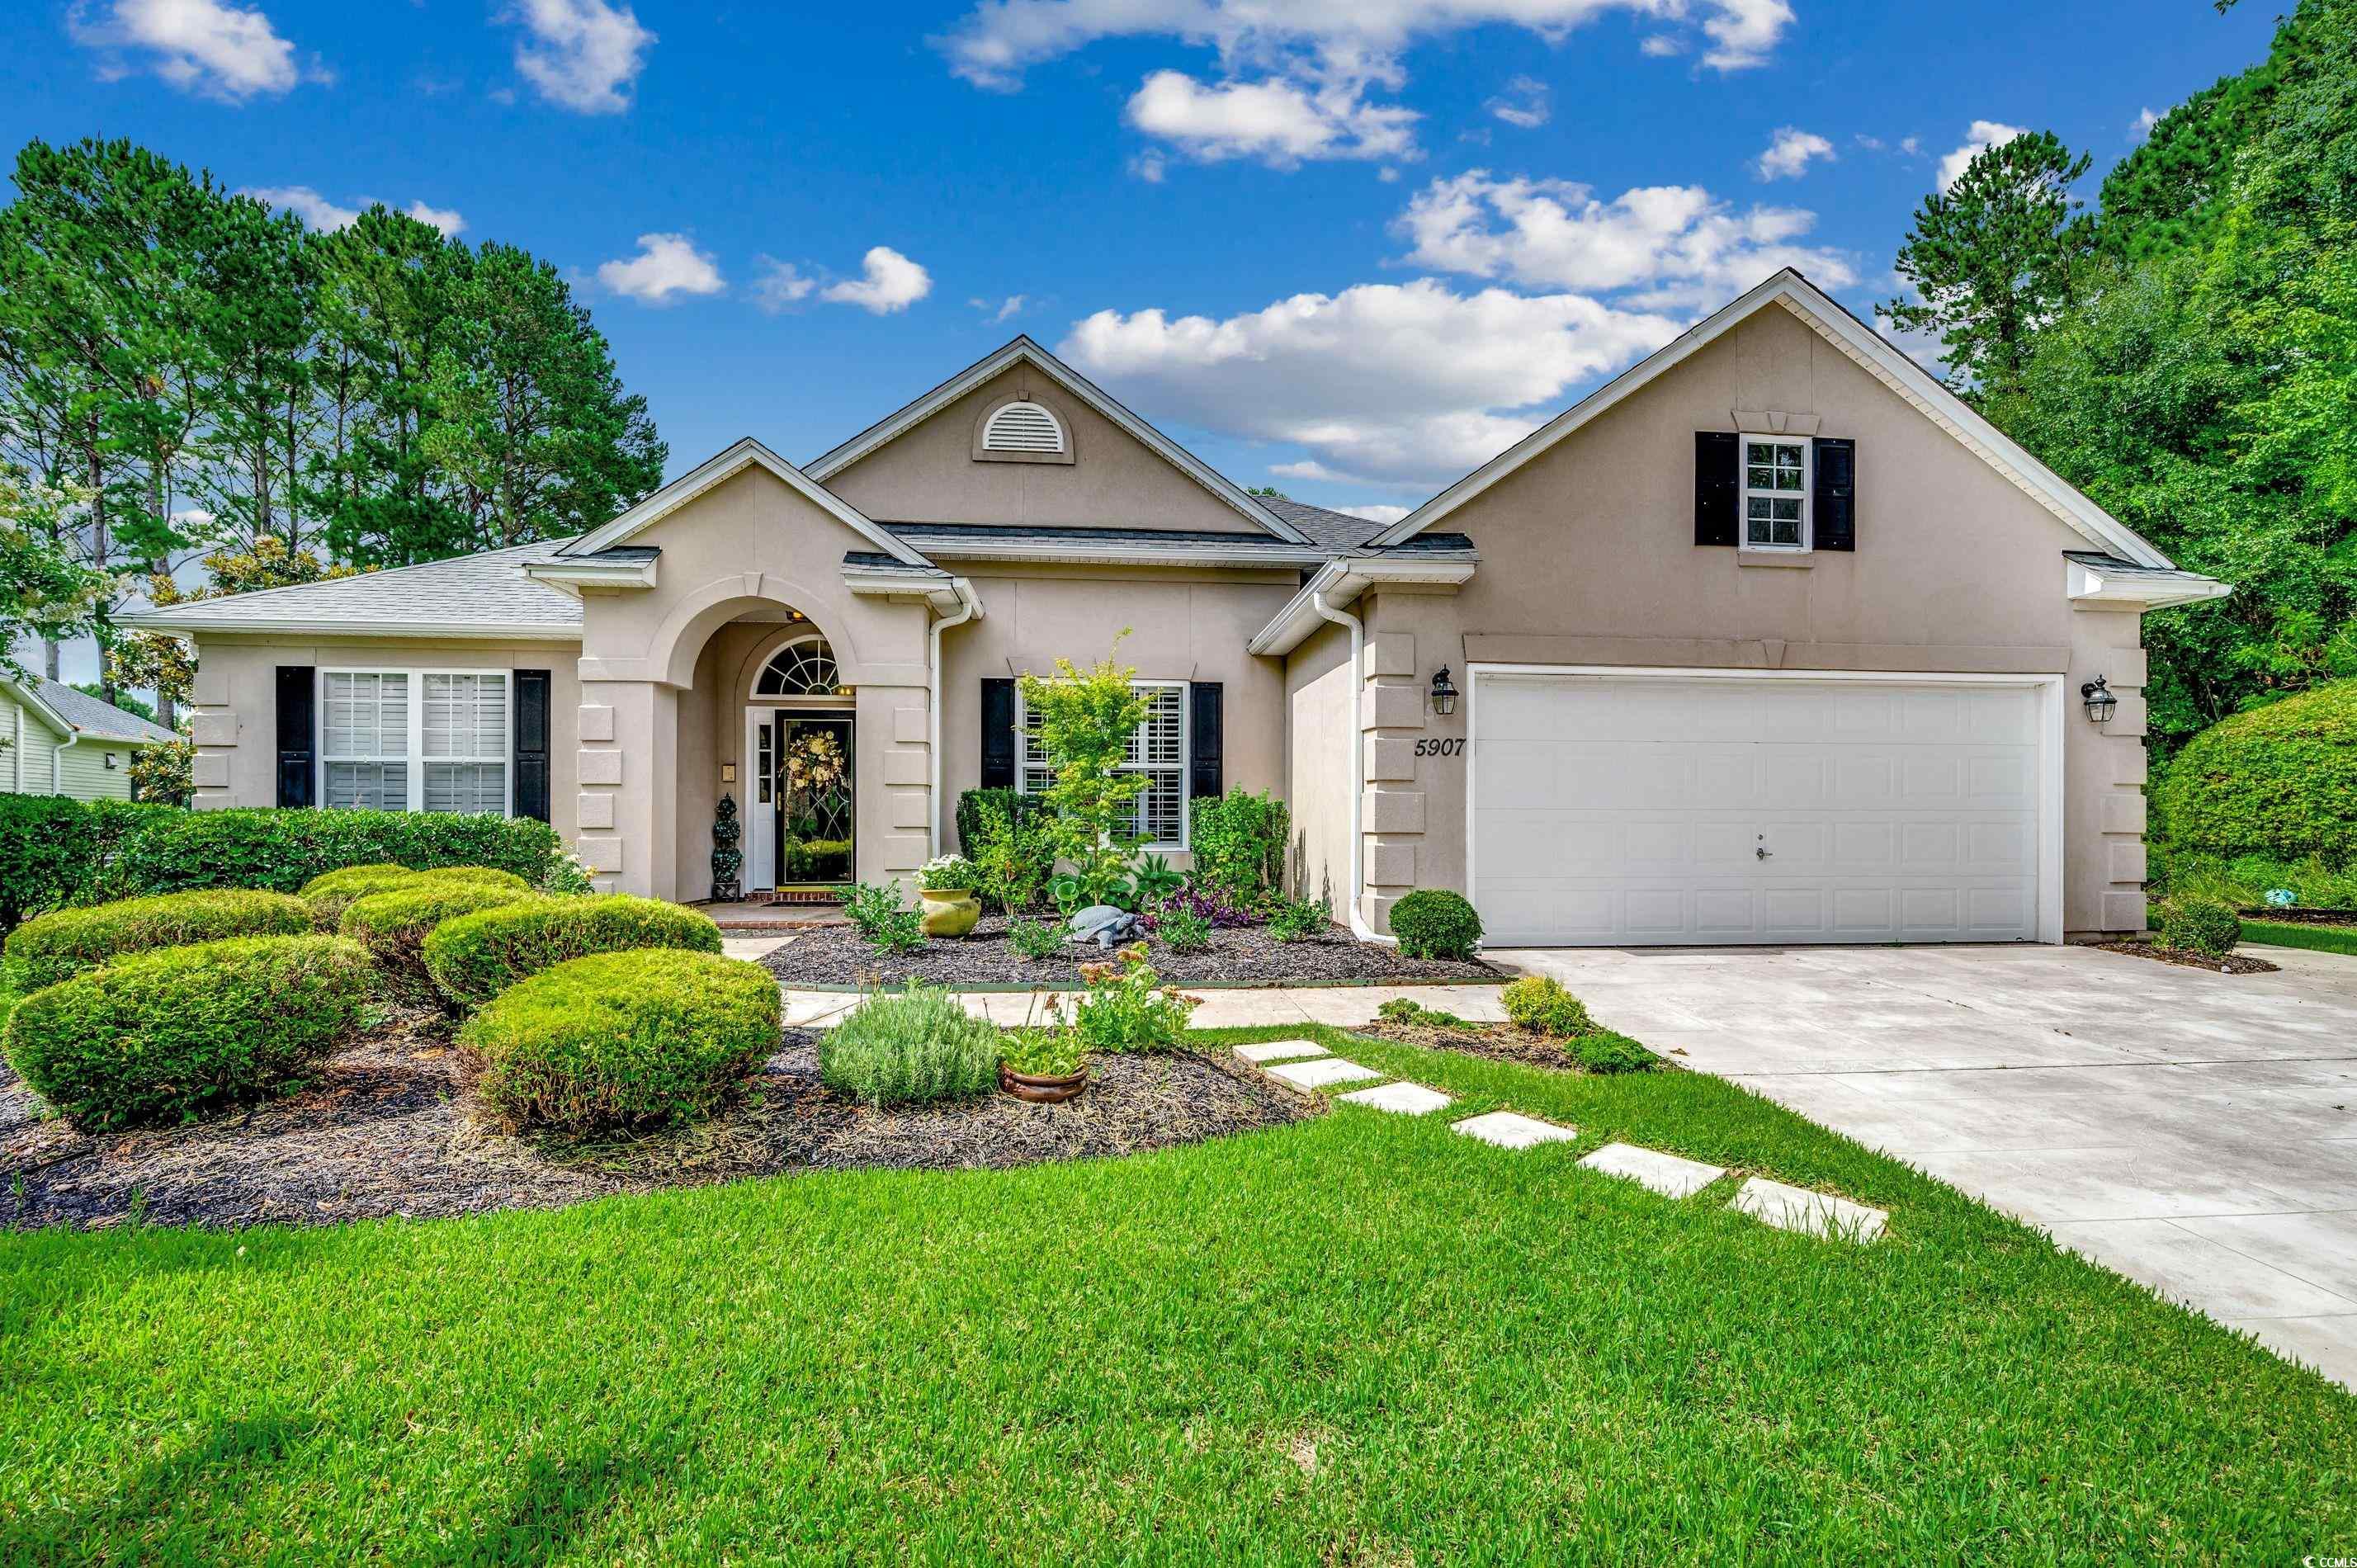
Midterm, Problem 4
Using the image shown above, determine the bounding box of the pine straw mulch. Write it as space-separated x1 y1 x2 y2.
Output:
2093 941 2280 976
0 1012 1312 1233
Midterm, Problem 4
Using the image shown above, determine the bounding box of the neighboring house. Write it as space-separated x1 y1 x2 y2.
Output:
120 271 2227 945
0 674 179 802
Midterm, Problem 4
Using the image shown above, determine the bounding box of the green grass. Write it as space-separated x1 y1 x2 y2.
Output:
2 1024 2350 1562
2241 917 2357 956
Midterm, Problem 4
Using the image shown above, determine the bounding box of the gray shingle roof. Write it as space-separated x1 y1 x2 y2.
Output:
119 540 587 639
1253 495 1394 551
18 678 179 744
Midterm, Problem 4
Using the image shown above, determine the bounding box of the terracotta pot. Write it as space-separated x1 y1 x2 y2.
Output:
999 1061 1088 1103
919 887 980 937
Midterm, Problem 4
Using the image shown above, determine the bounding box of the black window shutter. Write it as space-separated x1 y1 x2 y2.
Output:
1695 431 1739 546
513 669 551 822
1814 437 1856 551
274 665 315 808
980 678 1016 789
1188 682 1223 801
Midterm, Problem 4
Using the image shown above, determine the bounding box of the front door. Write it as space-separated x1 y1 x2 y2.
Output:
762 713 855 886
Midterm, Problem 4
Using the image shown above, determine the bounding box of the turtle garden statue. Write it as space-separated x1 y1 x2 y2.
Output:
1066 904 1143 949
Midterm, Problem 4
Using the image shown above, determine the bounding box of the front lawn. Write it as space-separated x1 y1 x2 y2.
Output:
2 1024 2349 1561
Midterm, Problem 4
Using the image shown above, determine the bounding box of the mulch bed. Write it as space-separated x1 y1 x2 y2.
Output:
0 1014 1311 1232
2095 940 2280 975
1348 1018 1686 1070
763 914 1501 989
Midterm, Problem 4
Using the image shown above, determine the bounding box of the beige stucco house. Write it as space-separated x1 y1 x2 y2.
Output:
0 674 178 801
121 271 2227 946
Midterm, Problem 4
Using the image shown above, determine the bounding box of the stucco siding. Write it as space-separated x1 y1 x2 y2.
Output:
1284 619 1355 920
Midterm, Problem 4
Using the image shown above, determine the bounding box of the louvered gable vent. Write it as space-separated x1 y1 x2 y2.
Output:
982 400 1065 454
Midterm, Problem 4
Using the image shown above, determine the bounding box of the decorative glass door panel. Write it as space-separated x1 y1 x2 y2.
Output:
773 716 853 885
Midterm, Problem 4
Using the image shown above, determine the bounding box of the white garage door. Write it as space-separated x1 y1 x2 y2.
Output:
1471 672 2052 947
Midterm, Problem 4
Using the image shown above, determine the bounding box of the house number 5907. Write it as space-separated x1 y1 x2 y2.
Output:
1415 738 1466 758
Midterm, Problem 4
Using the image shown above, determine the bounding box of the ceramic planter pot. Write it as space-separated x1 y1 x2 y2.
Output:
999 1061 1088 1103
919 888 980 937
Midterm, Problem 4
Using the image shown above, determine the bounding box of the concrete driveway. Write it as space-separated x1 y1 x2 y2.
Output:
1496 941 2357 1391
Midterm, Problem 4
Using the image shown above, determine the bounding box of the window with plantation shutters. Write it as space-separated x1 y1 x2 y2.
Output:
319 668 512 815
323 672 409 810
981 400 1065 455
423 673 508 813
1016 678 1190 850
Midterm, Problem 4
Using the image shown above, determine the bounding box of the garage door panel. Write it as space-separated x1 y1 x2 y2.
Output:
1473 674 2045 946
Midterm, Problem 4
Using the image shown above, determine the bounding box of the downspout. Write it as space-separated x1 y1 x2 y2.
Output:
52 728 78 796
1309 585 1388 944
926 577 982 860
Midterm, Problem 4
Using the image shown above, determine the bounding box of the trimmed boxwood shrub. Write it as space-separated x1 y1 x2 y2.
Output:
2153 681 2357 867
3 889 313 992
2 935 372 1131
2158 895 2241 959
423 895 723 1010
0 796 177 930
299 863 531 930
461 949 780 1135
1389 889 1483 960
340 882 537 1002
114 806 573 895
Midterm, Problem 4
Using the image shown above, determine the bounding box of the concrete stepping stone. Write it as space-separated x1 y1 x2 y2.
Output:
1732 1176 1888 1242
1235 1039 1330 1065
1579 1141 1726 1198
1266 1057 1384 1091
1336 1081 1454 1116
1452 1111 1578 1150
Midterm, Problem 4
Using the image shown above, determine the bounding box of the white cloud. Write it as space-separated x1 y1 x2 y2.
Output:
247 185 358 230
1755 126 1834 181
752 257 816 313
1129 150 1169 182
1698 0 1794 69
1487 74 1549 130
1937 120 2027 191
1334 502 1412 524
1125 70 1417 165
596 233 725 305
69 0 313 102
1899 135 1921 156
820 247 932 314
1059 277 1680 485
503 0 654 114
405 201 465 237
993 295 1026 322
2130 106 2161 142
1394 170 1856 309
1639 34 1682 56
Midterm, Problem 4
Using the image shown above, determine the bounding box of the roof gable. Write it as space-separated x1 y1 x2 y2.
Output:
1365 269 2176 570
564 437 929 565
2 675 177 744
806 337 1311 545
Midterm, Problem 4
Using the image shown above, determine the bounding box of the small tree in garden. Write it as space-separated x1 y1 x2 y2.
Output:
1020 638 1148 909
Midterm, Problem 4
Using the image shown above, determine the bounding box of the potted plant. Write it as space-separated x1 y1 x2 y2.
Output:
916 855 985 937
999 1023 1089 1103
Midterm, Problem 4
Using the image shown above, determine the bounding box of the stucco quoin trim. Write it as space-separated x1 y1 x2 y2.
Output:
1461 664 2068 947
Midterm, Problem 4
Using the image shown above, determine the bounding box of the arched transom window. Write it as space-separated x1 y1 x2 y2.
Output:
753 637 848 697
980 400 1065 455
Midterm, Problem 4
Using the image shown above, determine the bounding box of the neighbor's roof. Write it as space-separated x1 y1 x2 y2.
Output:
2 675 178 744
115 541 588 640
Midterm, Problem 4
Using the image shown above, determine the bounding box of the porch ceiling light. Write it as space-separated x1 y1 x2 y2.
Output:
2080 674 2118 725
1430 666 1459 717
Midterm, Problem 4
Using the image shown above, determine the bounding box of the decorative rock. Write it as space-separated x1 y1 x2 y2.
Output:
1235 1040 1329 1064
1452 1111 1578 1150
1337 1081 1453 1115
1578 1141 1726 1199
1265 1057 1384 1090
1732 1177 1888 1242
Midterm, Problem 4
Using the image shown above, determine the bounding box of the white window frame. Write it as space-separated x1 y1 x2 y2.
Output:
1016 678 1190 852
1739 436 1811 552
318 667 512 817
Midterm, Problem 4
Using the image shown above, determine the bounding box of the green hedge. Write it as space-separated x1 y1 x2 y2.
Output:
423 895 723 1011
2153 681 2357 866
461 949 780 1135
1188 790 1291 904
1389 890 1483 961
299 863 531 930
0 796 177 929
340 882 538 1003
2 935 372 1131
3 889 313 992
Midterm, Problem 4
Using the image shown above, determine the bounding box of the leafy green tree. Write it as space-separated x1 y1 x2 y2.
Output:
1018 637 1148 910
0 470 109 677
108 536 357 714
1881 130 2095 399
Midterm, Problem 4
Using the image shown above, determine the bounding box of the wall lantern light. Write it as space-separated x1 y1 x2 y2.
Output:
2080 675 2118 725
1429 666 1459 717
103 752 118 770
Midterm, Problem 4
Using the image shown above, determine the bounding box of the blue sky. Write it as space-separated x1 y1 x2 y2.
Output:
9 1 2279 592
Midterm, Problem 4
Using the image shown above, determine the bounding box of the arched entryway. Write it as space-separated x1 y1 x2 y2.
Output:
744 630 856 891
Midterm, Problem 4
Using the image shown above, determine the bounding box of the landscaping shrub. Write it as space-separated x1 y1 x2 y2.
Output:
1074 945 1194 1052
1155 904 1212 953
1265 896 1330 943
958 790 1058 913
113 805 576 896
1008 914 1063 960
1566 1032 1660 1074
1389 890 1482 960
0 796 177 929
2 935 372 1131
1144 885 1257 930
1503 975 1597 1038
340 882 537 1002
2152 680 2357 867
424 895 723 1011
819 982 1001 1108
298 863 531 930
3 889 312 992
1188 790 1290 904
463 950 779 1135
2158 895 2241 960
840 881 923 954
1376 997 1476 1031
